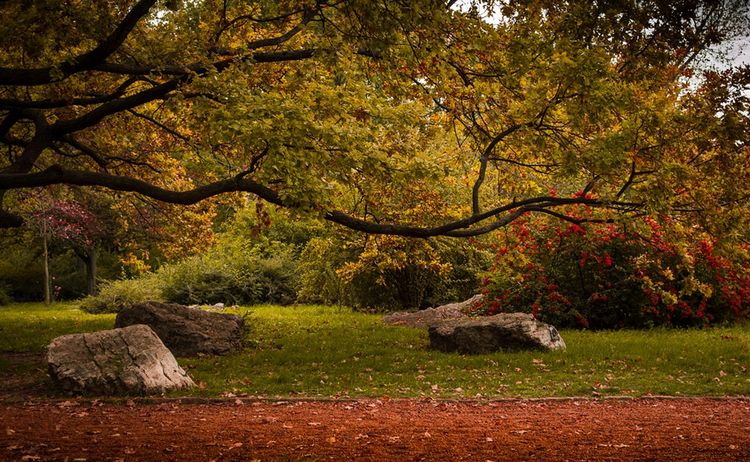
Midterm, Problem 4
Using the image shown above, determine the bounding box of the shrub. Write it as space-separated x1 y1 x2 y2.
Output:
474 211 750 329
159 242 299 306
297 237 348 306
298 233 491 311
79 275 165 313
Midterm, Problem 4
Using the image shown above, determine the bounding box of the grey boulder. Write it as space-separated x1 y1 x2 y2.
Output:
115 301 244 357
429 312 566 354
47 324 195 395
383 294 484 328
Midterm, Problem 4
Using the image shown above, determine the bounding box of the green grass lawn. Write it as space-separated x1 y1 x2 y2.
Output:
1 302 749 398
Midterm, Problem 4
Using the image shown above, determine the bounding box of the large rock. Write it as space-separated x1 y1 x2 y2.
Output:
115 301 244 357
383 294 484 328
428 313 566 354
47 324 195 395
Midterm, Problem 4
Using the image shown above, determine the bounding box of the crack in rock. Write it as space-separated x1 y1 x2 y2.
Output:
47 326 193 394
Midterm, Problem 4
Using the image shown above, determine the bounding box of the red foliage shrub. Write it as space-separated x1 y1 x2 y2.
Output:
474 207 750 329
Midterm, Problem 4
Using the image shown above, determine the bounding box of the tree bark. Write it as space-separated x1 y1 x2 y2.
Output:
86 247 97 296
42 222 51 305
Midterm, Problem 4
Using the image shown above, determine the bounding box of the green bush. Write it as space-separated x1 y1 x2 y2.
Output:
79 274 165 313
298 237 375 308
298 235 491 311
159 241 299 306
79 208 305 310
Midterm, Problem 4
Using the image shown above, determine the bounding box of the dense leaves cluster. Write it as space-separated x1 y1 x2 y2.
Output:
474 206 750 329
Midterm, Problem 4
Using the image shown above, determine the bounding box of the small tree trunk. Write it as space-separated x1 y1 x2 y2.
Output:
42 222 51 305
86 247 98 296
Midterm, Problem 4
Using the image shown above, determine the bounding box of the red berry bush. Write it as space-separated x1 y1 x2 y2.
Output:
474 209 750 329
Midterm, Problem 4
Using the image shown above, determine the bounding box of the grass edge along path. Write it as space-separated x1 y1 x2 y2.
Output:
1 302 749 399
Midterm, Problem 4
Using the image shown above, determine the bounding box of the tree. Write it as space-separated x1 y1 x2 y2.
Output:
10 184 216 300
0 0 748 240
21 190 104 302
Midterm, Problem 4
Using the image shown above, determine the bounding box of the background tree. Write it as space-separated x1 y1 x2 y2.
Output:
20 190 104 302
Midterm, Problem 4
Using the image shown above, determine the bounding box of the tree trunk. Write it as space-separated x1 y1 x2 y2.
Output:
42 222 51 305
85 247 98 296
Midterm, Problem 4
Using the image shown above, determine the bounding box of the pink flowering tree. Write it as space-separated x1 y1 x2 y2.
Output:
24 192 104 303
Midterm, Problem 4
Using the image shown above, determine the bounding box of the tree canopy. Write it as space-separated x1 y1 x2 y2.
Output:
1 0 749 238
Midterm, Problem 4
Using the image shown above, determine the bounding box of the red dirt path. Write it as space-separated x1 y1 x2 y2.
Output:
2 397 749 461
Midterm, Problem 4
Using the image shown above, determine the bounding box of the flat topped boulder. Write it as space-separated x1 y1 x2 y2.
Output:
47 324 195 395
429 312 566 354
115 301 244 357
383 294 484 328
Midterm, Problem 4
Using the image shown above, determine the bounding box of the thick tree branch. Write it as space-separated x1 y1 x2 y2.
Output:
0 165 285 206
245 9 315 50
50 78 184 135
326 196 621 237
0 77 139 109
0 0 157 86
0 166 643 236
1 123 50 175
91 46 379 77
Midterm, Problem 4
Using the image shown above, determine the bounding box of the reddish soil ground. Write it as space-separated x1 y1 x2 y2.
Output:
1 397 749 461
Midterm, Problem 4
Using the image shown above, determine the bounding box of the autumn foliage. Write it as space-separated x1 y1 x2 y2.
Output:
474 204 750 329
